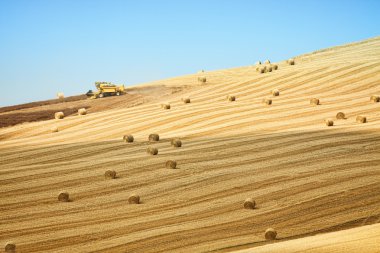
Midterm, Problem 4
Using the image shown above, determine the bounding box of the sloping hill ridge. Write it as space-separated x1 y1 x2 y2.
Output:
0 36 379 252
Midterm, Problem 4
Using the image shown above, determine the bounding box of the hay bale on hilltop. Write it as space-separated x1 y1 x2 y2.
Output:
272 89 280 96
310 98 320 105
370 95 380 103
149 133 159 142
265 228 277 240
128 194 140 204
356 115 367 123
325 119 334 126
258 67 265 73
4 242 16 253
123 134 134 143
264 60 271 64
336 112 346 119
51 126 59 133
163 104 171 109
147 147 158 155
78 108 87 115
266 66 273 72
227 95 236 101
166 160 177 169
104 170 117 179
57 92 64 99
182 98 191 104
54 112 64 119
171 138 182 147
58 191 69 202
262 98 272 105
272 64 278 70
198 76 207 83
243 198 256 209
287 58 295 65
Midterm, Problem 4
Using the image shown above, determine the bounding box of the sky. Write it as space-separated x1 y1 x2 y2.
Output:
0 0 379 106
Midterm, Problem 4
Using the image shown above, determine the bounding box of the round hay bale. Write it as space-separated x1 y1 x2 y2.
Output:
56 92 64 99
243 198 256 209
272 89 280 96
104 170 117 179
198 76 207 83
264 60 271 64
4 242 16 253
182 98 191 104
78 108 87 115
123 134 134 143
325 118 334 126
58 191 69 202
265 228 277 240
287 58 295 65
255 61 262 65
149 133 159 142
171 139 182 147
266 66 273 72
147 147 158 155
128 194 140 204
51 126 59 133
336 112 346 119
356 115 367 123
370 95 380 103
310 98 320 105
166 160 177 169
258 67 265 73
227 95 236 101
262 98 272 105
163 104 171 109
272 64 278 70
54 112 64 119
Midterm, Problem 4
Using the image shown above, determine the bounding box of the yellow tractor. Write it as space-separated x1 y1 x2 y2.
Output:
86 82 126 99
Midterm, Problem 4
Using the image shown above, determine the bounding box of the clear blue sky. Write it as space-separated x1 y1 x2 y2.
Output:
0 0 379 106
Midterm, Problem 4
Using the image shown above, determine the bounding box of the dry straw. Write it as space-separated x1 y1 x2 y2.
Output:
325 119 334 126
58 191 69 202
310 98 320 105
287 58 295 65
57 92 64 99
370 95 379 103
78 108 87 115
227 95 236 101
166 160 177 169
336 112 346 119
51 126 59 133
128 194 140 204
182 98 191 104
149 133 159 142
272 89 280 96
147 147 158 155
262 98 272 105
4 242 16 253
55 112 64 119
265 228 277 240
105 170 117 179
356 115 367 123
123 134 134 143
171 138 182 147
163 104 171 109
243 198 256 209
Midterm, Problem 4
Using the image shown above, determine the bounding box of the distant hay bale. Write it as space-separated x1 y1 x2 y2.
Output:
310 98 320 105
336 112 346 119
147 147 158 155
265 228 277 240
287 58 295 65
128 194 140 204
104 170 117 179
182 98 191 104
272 89 280 96
163 104 171 109
255 61 262 65
4 242 16 253
149 133 159 142
262 98 272 105
272 64 278 70
356 115 367 123
51 126 59 133
54 112 64 119
198 76 207 83
166 160 177 169
123 134 134 143
258 67 265 73
264 60 271 64
171 138 182 147
370 95 380 103
325 118 334 126
227 95 236 101
265 66 273 72
243 198 256 209
58 191 69 202
78 108 87 115
57 92 64 99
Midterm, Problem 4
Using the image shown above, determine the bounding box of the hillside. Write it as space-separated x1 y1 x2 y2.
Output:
0 36 379 253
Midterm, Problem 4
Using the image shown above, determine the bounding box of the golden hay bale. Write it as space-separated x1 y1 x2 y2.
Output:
123 134 134 143
58 191 69 202
147 147 158 155
78 108 87 115
272 89 280 96
57 92 64 99
265 66 273 72
166 160 177 169
264 60 271 64
272 64 278 70
182 98 191 104
325 118 334 126
171 139 182 147
104 170 117 179
163 104 171 109
258 67 265 73
336 112 346 119
227 95 236 101
255 61 262 65
287 58 295 65
198 76 207 83
310 98 320 105
262 98 272 105
356 115 367 123
370 95 380 103
265 228 277 240
128 194 140 204
4 242 16 253
149 133 159 142
51 126 59 133
243 198 256 209
54 112 64 119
